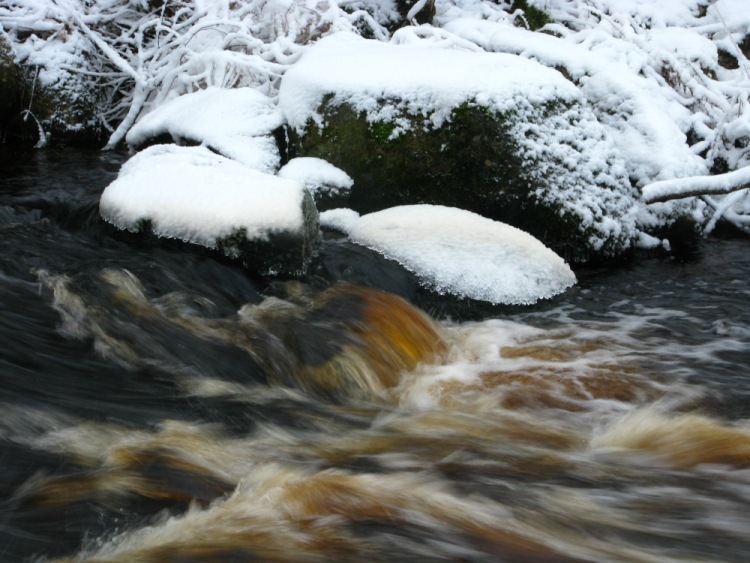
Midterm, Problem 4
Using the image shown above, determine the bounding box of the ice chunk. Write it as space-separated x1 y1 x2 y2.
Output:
343 205 576 305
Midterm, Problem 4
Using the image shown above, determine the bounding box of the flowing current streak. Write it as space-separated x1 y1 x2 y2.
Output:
4 270 749 561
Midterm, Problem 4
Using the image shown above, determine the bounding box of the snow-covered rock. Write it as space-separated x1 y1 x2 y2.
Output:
279 31 639 263
126 87 284 173
278 157 354 210
100 145 319 276
333 204 576 305
443 18 707 186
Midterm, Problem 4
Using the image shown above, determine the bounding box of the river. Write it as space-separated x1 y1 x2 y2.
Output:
1 147 750 562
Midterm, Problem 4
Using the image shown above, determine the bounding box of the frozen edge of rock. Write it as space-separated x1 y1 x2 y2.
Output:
100 145 319 276
325 205 577 305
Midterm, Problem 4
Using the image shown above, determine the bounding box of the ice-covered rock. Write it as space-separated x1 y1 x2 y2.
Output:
126 87 284 173
100 145 319 275
278 157 353 210
335 204 576 305
279 32 639 263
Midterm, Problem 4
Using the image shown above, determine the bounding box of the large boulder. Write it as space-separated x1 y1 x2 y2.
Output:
279 32 639 263
100 145 319 276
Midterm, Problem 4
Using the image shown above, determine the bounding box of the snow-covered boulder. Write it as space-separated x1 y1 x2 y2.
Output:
278 157 354 210
443 19 707 186
279 32 639 263
100 145 319 276
324 204 576 305
126 87 284 173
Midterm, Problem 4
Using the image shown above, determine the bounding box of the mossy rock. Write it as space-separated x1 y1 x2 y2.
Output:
4 63 104 147
288 96 636 264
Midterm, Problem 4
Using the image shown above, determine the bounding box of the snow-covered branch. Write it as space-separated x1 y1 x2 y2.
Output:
642 167 750 203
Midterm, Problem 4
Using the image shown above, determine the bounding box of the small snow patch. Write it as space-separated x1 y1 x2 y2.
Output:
320 208 361 233
278 157 353 196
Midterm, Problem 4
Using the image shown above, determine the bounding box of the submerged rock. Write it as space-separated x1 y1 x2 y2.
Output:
100 145 319 276
279 32 639 263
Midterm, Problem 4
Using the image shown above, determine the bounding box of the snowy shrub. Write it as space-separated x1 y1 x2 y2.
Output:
0 0 397 148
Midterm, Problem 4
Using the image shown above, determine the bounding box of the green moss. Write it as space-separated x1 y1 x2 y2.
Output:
368 119 399 145
511 0 551 31
293 99 532 217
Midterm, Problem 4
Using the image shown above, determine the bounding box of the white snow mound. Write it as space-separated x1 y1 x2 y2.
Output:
278 157 353 196
345 205 577 305
100 145 308 249
320 208 361 233
125 87 284 172
279 31 579 133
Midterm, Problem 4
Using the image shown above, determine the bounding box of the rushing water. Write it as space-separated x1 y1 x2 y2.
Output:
1 147 750 562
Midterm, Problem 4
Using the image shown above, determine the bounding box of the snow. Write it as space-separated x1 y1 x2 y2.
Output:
125 87 284 173
320 208 361 233
100 145 309 249
337 204 576 305
442 18 707 185
277 157 353 197
642 166 750 203
278 31 580 134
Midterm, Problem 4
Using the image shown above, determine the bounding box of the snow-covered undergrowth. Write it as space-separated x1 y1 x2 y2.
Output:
2 0 749 236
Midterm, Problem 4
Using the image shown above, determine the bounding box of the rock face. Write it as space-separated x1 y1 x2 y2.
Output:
279 32 640 263
0 27 104 147
100 145 319 276
0 32 19 136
